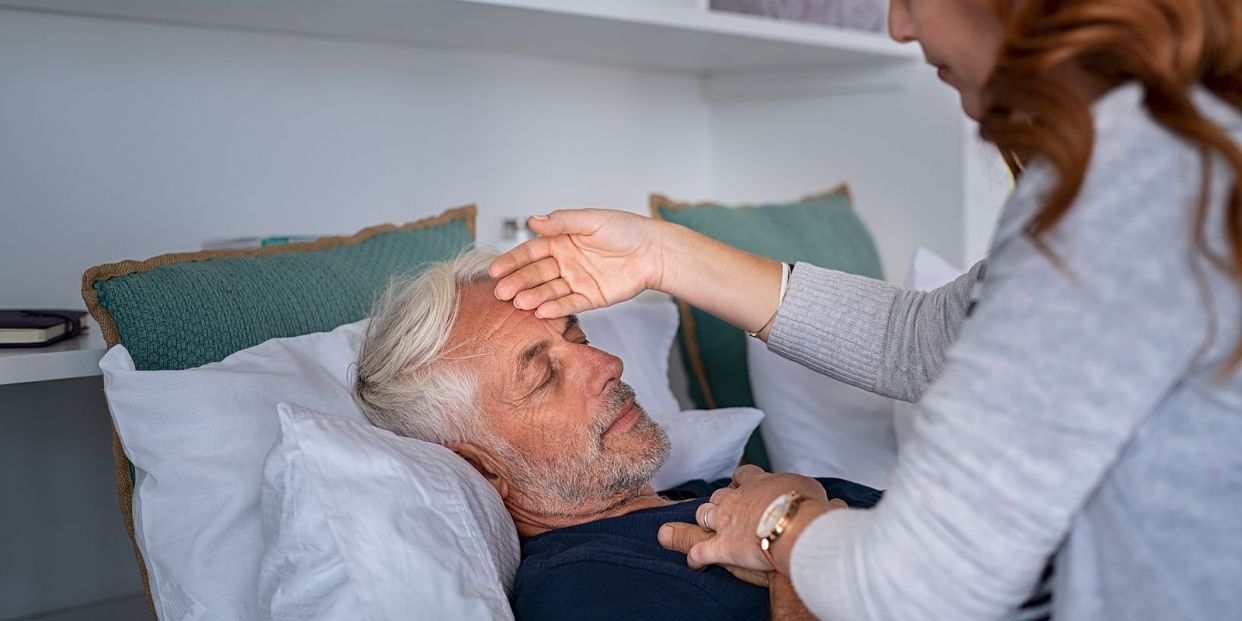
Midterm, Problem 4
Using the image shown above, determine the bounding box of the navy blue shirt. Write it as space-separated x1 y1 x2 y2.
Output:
512 478 883 621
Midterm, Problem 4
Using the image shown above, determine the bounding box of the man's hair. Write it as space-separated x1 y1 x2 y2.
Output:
352 250 499 444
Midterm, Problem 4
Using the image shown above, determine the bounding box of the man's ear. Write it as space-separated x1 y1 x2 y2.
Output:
447 442 510 499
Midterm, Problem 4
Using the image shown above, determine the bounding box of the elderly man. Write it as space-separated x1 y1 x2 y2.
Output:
351 251 880 620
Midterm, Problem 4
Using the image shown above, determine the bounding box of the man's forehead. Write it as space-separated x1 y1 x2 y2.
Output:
448 283 575 358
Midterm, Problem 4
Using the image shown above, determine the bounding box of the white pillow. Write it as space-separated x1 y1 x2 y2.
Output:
649 407 764 491
259 402 517 620
748 335 897 489
98 295 722 619
906 246 963 292
579 298 681 416
893 247 966 446
99 320 370 621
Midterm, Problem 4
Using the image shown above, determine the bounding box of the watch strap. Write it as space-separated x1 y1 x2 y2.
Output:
757 492 803 570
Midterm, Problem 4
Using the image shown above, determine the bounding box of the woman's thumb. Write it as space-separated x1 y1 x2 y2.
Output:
528 209 595 237
526 213 559 235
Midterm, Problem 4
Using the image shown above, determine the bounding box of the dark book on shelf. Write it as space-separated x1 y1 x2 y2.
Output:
0 309 87 348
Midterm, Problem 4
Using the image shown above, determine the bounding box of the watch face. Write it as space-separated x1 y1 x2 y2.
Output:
756 493 791 538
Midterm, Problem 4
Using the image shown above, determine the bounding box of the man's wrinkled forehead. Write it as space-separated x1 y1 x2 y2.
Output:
446 282 570 362
445 282 516 356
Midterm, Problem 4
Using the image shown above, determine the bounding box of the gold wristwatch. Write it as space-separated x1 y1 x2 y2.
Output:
756 491 803 570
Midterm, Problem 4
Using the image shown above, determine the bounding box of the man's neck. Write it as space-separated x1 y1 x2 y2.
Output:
509 486 674 538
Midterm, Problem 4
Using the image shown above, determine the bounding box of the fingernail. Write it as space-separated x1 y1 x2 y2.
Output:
658 525 671 545
530 214 548 221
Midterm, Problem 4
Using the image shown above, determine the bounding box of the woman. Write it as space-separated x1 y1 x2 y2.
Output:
488 0 1242 618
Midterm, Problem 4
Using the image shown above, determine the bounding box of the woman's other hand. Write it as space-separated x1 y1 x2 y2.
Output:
663 466 847 575
489 209 670 318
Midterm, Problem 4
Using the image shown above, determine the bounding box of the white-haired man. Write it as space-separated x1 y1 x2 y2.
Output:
353 251 880 620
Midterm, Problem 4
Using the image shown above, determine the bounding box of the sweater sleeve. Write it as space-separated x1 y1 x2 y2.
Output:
785 110 1214 619
766 260 983 402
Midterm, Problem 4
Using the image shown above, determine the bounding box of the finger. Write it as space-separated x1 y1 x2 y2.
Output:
732 464 765 484
495 257 562 302
513 278 573 311
489 237 554 283
657 523 713 555
695 503 713 530
533 293 597 319
526 209 603 238
828 498 849 511
709 488 732 506
687 537 724 569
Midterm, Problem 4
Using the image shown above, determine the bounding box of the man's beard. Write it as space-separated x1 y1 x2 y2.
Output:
497 381 670 513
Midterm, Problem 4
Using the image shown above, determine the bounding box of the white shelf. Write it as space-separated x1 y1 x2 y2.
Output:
0 316 107 386
0 0 918 75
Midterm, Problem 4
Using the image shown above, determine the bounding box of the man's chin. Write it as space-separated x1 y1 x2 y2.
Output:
517 411 672 508
606 413 670 476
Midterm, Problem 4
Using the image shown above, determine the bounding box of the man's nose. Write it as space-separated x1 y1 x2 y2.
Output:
579 346 624 396
888 0 916 44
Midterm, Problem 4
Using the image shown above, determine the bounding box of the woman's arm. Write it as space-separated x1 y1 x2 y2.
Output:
491 208 984 402
490 210 788 334
766 261 983 402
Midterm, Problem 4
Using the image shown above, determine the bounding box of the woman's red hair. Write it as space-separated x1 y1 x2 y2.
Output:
979 0 1242 375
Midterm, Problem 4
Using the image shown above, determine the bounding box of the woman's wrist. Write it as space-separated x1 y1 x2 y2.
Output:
649 219 688 295
652 222 783 334
769 498 836 576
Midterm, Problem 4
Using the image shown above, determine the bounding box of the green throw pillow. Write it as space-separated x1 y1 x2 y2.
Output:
650 188 884 468
83 206 476 371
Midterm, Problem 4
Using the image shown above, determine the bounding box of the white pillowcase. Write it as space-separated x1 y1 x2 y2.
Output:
748 337 897 488
905 246 963 292
259 402 518 620
893 247 966 446
99 320 369 621
648 408 764 491
579 298 681 416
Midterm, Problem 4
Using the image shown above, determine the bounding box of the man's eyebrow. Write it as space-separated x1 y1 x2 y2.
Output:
517 314 580 374
518 340 550 374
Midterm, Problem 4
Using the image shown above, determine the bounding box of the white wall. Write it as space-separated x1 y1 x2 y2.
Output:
0 9 711 309
708 68 970 283
962 122 1013 266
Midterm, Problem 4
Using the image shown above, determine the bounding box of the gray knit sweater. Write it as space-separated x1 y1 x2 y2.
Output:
766 83 1242 620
